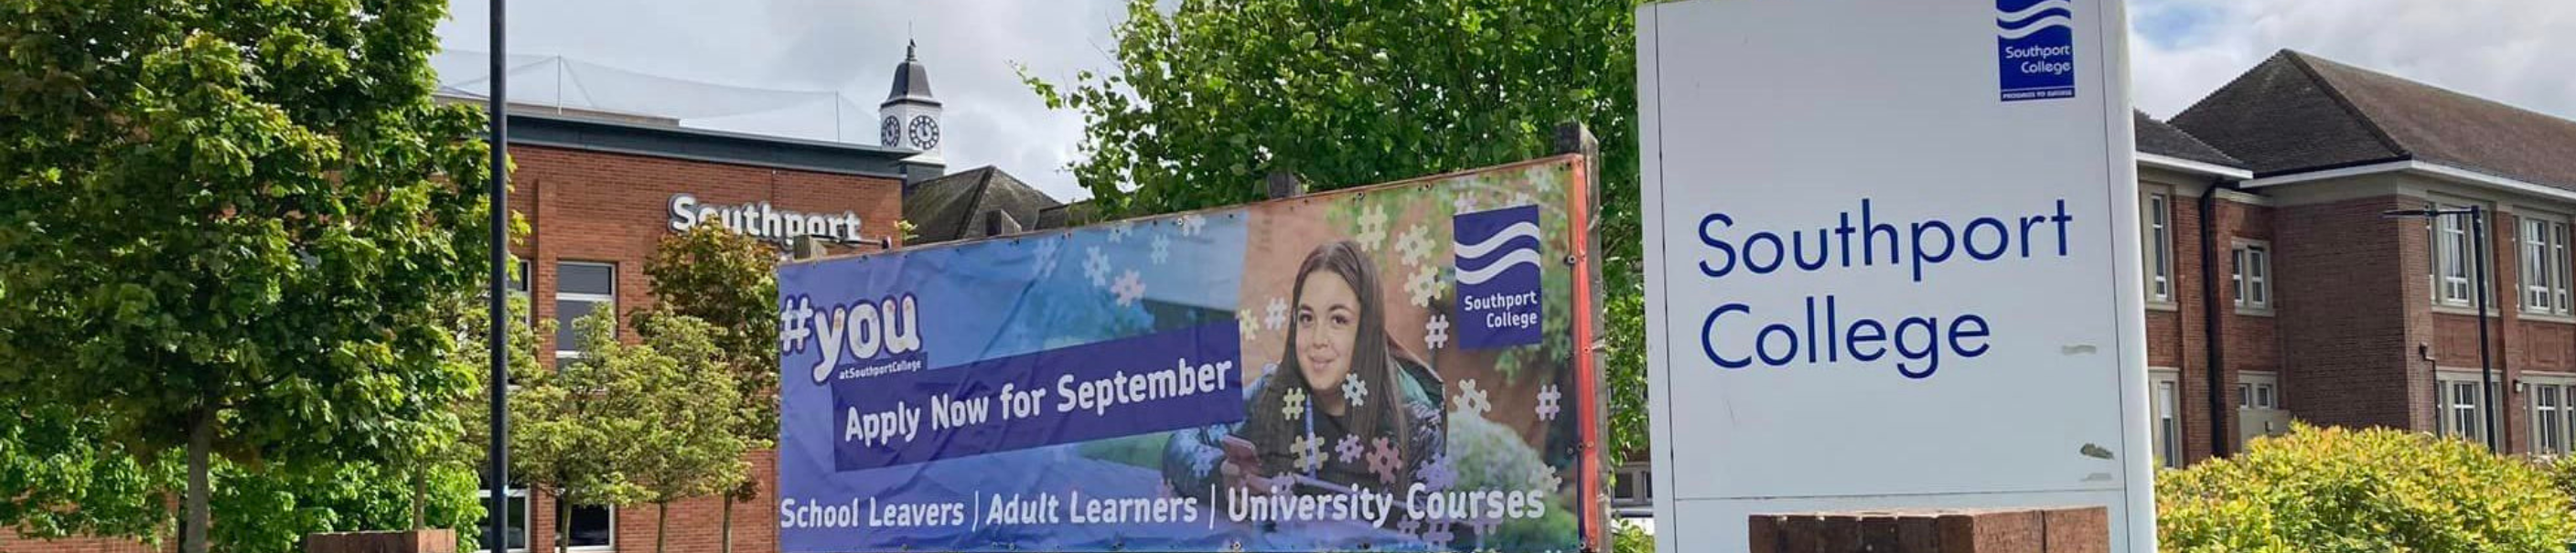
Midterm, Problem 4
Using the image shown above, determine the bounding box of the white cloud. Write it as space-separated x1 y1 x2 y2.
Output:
2130 0 2576 120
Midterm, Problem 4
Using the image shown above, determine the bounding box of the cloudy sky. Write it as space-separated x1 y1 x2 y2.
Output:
434 0 2574 201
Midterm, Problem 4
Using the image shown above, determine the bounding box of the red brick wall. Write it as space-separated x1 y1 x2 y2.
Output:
510 145 905 361
2274 196 2427 431
510 145 896 553
0 534 166 553
2141 190 2294 464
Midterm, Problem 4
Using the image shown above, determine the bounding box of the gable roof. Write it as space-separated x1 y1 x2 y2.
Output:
2134 111 2243 168
903 166 1063 244
2173 50 2576 189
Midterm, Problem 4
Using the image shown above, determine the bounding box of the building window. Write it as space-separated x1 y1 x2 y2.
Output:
2231 242 2271 311
2522 218 2571 316
2145 194 2174 303
2437 373 2492 443
2151 370 2181 468
554 261 617 358
2237 374 2279 410
564 504 616 550
2430 204 2477 306
1610 463 1652 509
474 480 529 553
2535 378 2574 456
471 481 615 552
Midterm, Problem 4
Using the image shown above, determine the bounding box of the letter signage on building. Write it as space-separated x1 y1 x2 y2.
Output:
1637 0 2152 552
669 193 874 245
776 157 1605 552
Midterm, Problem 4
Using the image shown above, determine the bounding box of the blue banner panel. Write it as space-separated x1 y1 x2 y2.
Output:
778 158 1591 552
831 323 1244 471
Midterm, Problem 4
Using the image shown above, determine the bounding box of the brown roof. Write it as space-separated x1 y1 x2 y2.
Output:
902 166 1064 244
2173 50 2576 189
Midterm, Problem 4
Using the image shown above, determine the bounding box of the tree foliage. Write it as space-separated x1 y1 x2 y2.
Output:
508 314 649 550
0 0 493 550
572 314 756 553
1024 0 1649 460
2156 424 2576 553
639 223 779 553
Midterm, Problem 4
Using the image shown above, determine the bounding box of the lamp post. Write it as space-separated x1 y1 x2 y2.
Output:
486 0 512 550
2386 205 2499 452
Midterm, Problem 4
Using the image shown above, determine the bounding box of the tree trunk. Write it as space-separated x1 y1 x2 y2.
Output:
719 498 733 553
654 503 670 553
412 467 427 530
182 412 213 553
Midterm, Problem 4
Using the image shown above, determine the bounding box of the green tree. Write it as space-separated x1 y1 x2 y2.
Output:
1024 0 1648 486
2157 424 2576 553
575 314 755 553
639 224 778 553
0 1 495 552
509 314 648 553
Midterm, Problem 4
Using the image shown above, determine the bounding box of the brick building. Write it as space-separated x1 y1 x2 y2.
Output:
1612 49 2576 518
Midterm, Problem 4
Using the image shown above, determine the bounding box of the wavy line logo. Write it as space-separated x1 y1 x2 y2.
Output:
1997 0 2077 101
1453 205 1544 349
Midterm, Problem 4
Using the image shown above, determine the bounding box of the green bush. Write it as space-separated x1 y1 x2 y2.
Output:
2156 424 2575 552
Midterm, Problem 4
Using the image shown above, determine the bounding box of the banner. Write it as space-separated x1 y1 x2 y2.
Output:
778 157 1600 552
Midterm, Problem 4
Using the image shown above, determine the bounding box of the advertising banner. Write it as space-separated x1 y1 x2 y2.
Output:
778 156 1601 552
1637 0 2152 551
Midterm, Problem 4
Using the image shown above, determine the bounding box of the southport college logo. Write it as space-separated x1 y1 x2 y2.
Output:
1453 205 1544 349
1997 0 2076 101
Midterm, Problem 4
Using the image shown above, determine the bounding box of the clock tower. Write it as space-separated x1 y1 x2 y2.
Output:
879 40 942 162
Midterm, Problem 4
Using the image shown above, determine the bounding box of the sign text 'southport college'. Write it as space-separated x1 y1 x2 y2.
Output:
1638 0 2152 551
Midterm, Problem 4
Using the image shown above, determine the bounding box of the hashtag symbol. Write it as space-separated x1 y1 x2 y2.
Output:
779 296 814 355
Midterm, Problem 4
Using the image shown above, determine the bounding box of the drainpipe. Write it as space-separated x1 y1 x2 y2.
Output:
2196 179 2232 458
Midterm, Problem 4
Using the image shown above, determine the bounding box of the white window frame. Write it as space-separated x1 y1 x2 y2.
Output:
561 500 617 552
2144 193 2174 305
2436 370 2493 443
2428 202 2479 307
1610 463 1652 508
2150 368 2182 468
475 485 531 553
2237 371 2280 410
2520 215 2572 317
553 261 617 359
2231 240 2273 313
2530 374 2576 457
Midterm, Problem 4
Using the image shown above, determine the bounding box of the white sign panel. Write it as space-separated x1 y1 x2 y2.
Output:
1636 0 2152 551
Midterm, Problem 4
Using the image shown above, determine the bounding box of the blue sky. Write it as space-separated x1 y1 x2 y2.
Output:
433 0 2575 200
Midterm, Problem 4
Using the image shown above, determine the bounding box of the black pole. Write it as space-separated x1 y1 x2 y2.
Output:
485 0 512 550
2195 181 2230 458
2470 207 2498 452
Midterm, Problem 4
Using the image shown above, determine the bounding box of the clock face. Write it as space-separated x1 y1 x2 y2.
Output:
908 115 940 151
880 116 901 147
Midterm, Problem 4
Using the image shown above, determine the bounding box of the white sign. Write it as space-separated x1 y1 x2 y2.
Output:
669 194 872 244
1637 0 2152 551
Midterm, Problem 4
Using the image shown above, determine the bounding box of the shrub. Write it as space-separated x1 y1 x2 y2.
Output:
2155 424 2575 553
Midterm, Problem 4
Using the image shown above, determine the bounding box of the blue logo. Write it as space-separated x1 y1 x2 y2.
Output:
1454 205 1544 349
1998 0 2076 101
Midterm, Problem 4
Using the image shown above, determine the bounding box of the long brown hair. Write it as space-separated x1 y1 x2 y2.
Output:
1246 239 1422 484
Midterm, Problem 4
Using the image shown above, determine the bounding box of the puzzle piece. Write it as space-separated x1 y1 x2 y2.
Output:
1457 379 1491 417
1111 271 1146 305
1283 388 1307 421
1342 373 1368 408
1356 204 1390 251
1293 433 1324 473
